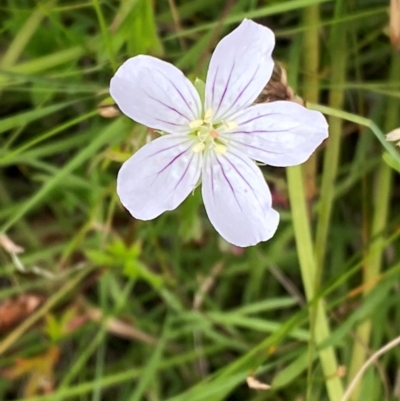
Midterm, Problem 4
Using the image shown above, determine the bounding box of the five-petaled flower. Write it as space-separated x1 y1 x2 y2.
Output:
110 19 328 247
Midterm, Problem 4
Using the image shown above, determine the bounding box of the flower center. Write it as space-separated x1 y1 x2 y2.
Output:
189 109 237 155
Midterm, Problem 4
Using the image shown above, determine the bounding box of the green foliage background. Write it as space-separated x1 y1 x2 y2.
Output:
0 0 400 400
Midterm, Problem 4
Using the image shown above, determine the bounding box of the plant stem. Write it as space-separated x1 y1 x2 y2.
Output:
314 0 347 271
287 165 344 401
301 3 320 202
347 54 399 401
92 0 117 71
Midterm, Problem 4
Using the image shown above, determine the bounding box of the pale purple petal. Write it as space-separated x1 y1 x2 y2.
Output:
117 135 201 220
202 148 279 247
110 55 201 134
226 101 329 167
205 19 275 122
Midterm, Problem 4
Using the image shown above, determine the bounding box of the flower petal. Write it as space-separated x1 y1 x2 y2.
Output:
117 135 202 220
226 101 328 167
205 19 275 122
110 55 202 134
202 148 279 247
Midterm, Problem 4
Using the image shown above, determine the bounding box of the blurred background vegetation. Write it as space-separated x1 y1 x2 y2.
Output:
0 0 400 400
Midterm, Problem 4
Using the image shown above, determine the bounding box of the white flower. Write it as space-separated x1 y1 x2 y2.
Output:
110 19 328 247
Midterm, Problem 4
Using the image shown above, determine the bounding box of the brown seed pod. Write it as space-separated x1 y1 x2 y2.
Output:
255 63 305 106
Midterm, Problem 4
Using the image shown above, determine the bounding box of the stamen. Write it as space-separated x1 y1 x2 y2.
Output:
189 119 204 129
223 121 238 130
192 142 206 153
215 144 227 155
189 110 233 155
204 109 213 123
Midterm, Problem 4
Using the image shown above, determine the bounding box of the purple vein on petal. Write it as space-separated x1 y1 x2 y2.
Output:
229 128 295 135
225 65 259 117
189 85 202 118
210 66 219 110
203 152 216 201
154 118 186 127
207 152 215 200
140 83 191 122
173 152 195 190
159 69 198 120
143 142 185 161
147 146 190 190
210 160 215 200
157 145 192 175
150 95 190 121
215 153 243 212
215 61 236 117
229 138 293 155
225 151 266 211
236 112 283 126
224 154 253 190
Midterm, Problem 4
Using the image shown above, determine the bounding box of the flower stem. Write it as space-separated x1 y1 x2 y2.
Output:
308 104 400 165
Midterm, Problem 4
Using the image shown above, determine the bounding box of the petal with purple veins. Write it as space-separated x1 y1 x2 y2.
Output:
117 135 202 220
205 19 275 122
202 147 279 247
226 101 329 167
110 55 202 134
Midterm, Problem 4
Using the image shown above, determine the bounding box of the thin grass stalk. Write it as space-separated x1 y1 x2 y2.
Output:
342 334 400 401
301 5 323 399
301 4 320 202
0 174 40 247
92 0 117 71
314 0 347 270
287 33 344 401
0 119 124 233
0 6 47 69
287 166 344 401
308 104 400 163
347 54 399 401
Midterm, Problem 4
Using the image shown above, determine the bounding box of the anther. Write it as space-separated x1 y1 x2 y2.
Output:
214 144 227 154
192 142 206 153
189 119 204 129
223 121 238 130
204 109 213 123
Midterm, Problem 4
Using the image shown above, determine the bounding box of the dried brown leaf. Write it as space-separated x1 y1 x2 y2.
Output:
85 303 157 344
98 105 120 118
246 375 271 391
0 234 24 254
1 346 59 397
0 293 45 334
